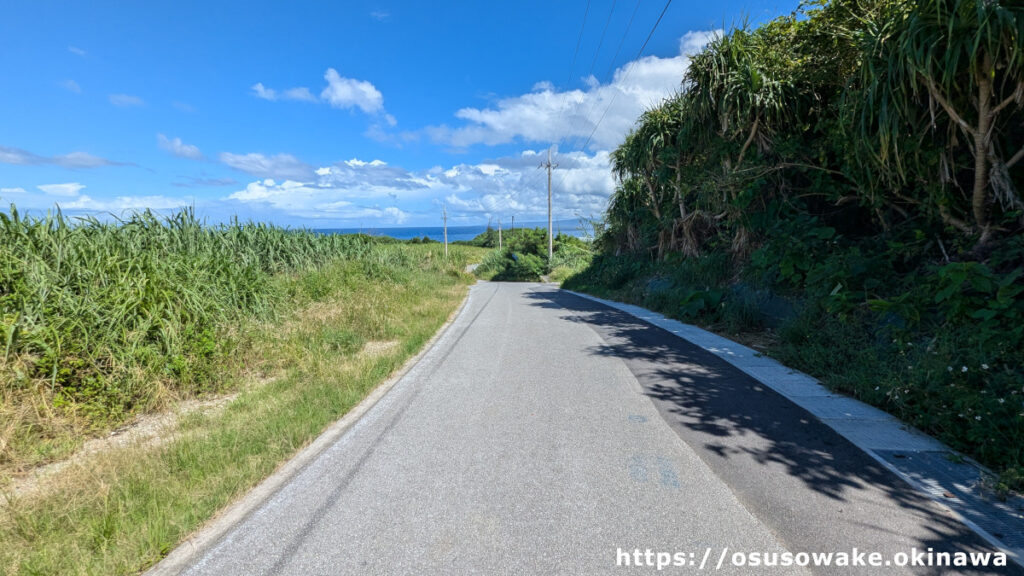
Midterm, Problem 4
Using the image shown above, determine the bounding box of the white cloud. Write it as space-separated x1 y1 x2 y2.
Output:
68 46 86 57
173 101 196 113
420 30 720 151
251 83 317 102
227 179 411 224
10 183 191 213
157 134 202 160
60 194 190 212
251 82 277 100
61 79 81 93
224 156 440 223
680 30 719 56
38 182 86 197
219 152 314 180
428 148 614 221
223 147 614 225
109 93 144 107
0 145 127 169
321 68 384 114
253 70 392 123
370 10 390 21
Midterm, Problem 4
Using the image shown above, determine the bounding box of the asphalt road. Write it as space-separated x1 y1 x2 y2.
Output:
178 283 1020 575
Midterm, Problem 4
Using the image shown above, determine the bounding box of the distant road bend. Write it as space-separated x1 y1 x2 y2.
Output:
176 283 1019 575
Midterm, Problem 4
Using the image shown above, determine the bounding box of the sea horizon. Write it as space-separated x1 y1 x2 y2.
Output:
315 219 590 242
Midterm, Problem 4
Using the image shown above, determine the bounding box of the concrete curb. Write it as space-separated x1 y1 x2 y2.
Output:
563 289 1023 568
144 288 475 576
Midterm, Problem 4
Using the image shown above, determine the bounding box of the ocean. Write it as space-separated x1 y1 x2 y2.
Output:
316 219 587 242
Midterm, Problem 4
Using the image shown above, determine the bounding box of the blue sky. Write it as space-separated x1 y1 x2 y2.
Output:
1 0 797 228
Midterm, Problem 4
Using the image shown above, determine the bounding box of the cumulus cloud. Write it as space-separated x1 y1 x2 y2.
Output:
253 69 392 122
61 79 81 93
227 178 412 224
157 134 202 160
420 30 719 151
0 145 128 169
251 82 276 100
109 93 144 107
222 146 614 225
219 152 314 181
427 148 614 221
321 68 384 114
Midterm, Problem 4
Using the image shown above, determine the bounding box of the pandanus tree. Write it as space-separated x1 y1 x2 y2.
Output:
857 0 1024 245
686 24 801 172
611 105 681 224
611 95 714 257
602 177 655 254
683 23 806 254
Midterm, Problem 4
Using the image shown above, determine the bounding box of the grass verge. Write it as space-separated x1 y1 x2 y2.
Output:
0 242 486 575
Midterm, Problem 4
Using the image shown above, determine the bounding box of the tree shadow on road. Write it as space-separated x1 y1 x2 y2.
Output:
524 288 1021 575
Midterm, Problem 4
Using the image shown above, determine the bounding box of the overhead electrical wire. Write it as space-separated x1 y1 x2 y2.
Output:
554 0 675 198
574 0 674 157
517 0 595 200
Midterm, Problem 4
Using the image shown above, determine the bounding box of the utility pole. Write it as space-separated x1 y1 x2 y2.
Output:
540 147 557 259
442 204 448 258
510 215 514 233
498 219 502 249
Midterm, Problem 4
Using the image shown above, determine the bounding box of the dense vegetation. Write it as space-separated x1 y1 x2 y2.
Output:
566 0 1024 488
0 206 454 474
468 226 593 281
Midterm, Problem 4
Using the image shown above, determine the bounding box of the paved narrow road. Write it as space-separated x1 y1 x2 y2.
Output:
179 283 1018 575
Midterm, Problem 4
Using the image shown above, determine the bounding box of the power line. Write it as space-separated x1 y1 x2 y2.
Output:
576 0 674 156
566 0 592 87
552 0 675 202
603 0 642 84
566 0 641 152
586 0 618 79
514 0 594 215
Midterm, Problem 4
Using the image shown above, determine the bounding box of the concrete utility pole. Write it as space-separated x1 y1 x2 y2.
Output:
540 148 558 259
511 215 515 232
498 219 502 250
442 204 448 258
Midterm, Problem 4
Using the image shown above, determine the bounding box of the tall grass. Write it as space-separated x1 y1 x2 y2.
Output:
0 206 373 472
0 238 484 575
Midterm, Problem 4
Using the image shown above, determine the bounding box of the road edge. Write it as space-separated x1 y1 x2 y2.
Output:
144 286 476 576
563 288 1023 569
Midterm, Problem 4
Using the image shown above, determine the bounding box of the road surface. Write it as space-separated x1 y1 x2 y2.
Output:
177 283 1018 575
